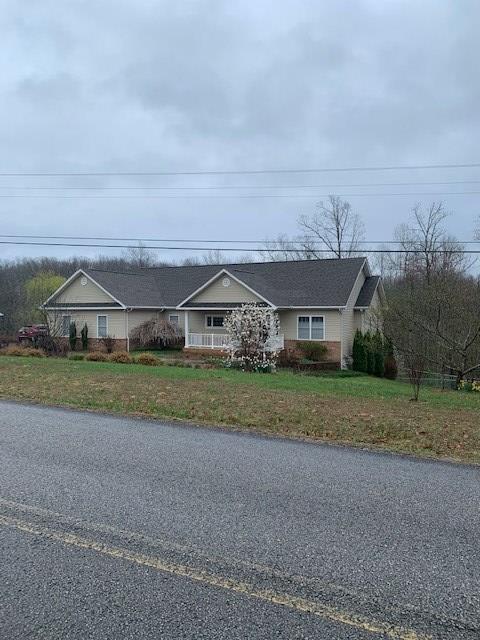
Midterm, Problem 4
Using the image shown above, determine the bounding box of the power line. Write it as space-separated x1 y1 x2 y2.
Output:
1 162 480 176
2 191 480 199
1 234 479 245
3 180 480 190
1 240 479 254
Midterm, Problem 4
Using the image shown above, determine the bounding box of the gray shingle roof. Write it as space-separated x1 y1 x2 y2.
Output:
84 257 373 308
355 276 381 307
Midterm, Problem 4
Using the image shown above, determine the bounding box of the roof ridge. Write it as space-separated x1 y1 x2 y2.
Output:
141 256 368 271
87 268 151 277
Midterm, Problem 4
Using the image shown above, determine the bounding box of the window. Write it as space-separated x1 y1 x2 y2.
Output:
97 315 108 338
297 316 310 340
297 315 325 340
206 315 224 328
62 315 72 337
169 314 179 326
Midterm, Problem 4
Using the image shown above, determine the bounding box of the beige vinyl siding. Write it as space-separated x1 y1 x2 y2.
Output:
128 310 186 334
187 309 342 341
48 309 188 343
127 310 161 333
363 289 381 331
278 309 342 341
186 311 226 333
190 275 262 303
353 310 364 333
166 310 185 332
55 274 115 304
53 310 127 338
341 265 367 359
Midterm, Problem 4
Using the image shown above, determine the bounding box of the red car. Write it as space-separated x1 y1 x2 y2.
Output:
18 324 49 343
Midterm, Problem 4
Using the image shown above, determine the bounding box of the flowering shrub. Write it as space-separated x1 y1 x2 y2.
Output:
223 304 281 372
457 379 480 392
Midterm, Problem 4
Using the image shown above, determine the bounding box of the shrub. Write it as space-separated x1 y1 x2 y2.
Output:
384 354 398 380
135 352 160 366
130 318 183 349
296 341 328 362
383 337 397 380
81 323 88 351
458 380 480 392
352 330 367 372
68 353 85 361
0 345 45 357
100 335 116 354
69 322 77 351
374 350 385 377
36 335 68 357
108 351 133 364
278 346 301 368
366 347 375 375
85 351 108 362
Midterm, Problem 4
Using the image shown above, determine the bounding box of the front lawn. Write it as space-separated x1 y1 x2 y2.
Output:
0 356 479 463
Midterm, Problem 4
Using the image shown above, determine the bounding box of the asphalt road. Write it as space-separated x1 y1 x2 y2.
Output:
0 400 479 639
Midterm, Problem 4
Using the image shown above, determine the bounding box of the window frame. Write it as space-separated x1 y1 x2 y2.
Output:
96 314 108 338
61 314 72 337
168 314 179 326
205 314 225 329
296 315 325 341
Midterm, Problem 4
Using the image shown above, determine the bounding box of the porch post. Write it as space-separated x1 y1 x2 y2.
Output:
184 311 189 347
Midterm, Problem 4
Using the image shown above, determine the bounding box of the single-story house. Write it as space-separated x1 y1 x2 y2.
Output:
43 257 384 367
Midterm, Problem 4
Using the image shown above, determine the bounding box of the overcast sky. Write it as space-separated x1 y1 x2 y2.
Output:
1 0 479 263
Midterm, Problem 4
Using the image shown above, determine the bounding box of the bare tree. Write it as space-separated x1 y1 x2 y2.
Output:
298 196 365 259
181 256 202 266
386 203 467 283
383 272 480 387
260 234 310 262
405 351 426 401
122 242 157 268
202 249 228 265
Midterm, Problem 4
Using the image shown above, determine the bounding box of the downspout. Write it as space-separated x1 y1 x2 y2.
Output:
125 308 132 352
339 308 345 369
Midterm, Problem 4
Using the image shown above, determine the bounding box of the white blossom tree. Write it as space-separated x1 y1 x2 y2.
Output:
223 304 281 372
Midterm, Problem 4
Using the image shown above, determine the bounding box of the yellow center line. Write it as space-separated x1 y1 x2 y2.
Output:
0 513 430 640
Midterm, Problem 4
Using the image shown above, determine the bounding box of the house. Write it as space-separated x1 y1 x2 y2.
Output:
43 257 384 366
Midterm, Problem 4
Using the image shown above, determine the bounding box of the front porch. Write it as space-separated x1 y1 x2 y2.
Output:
183 309 284 352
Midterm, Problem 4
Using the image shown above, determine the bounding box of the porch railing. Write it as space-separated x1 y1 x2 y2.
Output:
186 333 285 351
187 333 230 349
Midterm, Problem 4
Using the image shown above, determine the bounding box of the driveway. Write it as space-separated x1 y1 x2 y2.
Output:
0 400 478 639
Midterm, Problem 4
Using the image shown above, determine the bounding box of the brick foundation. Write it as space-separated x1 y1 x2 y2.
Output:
88 338 128 352
184 341 342 367
284 339 341 366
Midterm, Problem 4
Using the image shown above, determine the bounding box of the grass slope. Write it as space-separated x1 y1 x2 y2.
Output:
0 356 479 463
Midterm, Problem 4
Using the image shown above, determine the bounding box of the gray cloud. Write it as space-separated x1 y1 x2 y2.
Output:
0 0 479 262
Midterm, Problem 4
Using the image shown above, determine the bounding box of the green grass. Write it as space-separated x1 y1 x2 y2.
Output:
0 356 479 463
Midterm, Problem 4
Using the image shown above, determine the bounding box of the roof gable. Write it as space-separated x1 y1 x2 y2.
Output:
46 270 123 307
179 269 273 307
